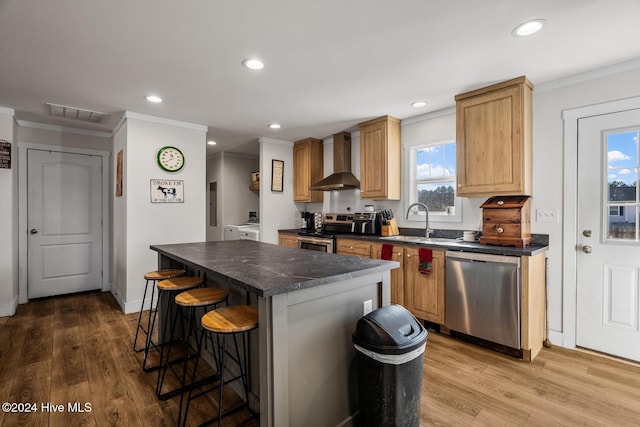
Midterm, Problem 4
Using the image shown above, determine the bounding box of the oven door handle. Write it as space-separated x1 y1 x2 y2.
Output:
297 236 331 245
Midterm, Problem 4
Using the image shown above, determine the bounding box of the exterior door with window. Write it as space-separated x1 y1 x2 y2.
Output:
576 109 640 362
27 149 103 298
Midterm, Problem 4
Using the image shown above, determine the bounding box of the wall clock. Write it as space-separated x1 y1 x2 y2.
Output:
157 146 185 172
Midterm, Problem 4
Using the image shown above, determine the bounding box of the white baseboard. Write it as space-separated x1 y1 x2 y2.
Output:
547 330 570 349
0 295 19 317
111 289 157 315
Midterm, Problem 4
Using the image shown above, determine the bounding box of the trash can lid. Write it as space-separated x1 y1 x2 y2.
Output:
352 304 428 355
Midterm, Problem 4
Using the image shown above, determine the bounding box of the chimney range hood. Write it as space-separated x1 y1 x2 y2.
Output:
310 132 360 191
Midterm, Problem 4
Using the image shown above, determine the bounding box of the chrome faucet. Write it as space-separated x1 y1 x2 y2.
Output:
406 202 432 238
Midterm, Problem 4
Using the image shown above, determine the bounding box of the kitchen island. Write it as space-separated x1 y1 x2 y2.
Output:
150 240 399 427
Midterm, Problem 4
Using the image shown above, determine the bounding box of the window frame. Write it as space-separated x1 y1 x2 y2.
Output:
406 139 461 223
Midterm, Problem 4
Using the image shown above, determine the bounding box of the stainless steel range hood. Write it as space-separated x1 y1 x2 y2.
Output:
310 132 360 191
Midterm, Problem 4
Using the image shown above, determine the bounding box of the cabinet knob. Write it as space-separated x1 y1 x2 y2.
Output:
497 227 504 234
497 200 504 206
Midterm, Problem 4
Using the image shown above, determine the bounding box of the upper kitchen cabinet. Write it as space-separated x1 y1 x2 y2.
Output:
293 138 323 202
359 115 401 200
455 76 533 197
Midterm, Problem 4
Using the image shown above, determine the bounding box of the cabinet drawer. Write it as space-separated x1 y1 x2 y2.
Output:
483 209 525 224
482 222 522 238
337 241 371 258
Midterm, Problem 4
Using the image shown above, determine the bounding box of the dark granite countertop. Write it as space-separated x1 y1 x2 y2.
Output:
279 229 549 257
151 240 399 298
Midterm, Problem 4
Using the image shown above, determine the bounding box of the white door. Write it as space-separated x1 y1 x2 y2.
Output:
27 149 103 298
576 109 640 362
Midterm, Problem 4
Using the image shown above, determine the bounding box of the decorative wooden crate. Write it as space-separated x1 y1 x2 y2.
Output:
479 196 531 247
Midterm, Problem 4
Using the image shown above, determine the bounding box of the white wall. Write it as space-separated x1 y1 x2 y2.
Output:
112 121 127 301
0 107 18 316
113 112 207 313
259 137 295 244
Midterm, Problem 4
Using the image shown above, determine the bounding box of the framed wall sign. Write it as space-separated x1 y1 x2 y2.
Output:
0 140 11 169
150 179 184 203
271 159 284 192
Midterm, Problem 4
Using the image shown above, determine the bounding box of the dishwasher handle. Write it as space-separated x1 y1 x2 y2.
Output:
445 251 520 266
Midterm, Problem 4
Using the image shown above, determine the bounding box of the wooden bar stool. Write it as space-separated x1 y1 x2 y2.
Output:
182 305 259 427
156 287 229 403
142 276 203 373
133 268 185 353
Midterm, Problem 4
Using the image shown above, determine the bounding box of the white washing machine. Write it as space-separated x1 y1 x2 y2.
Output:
223 224 260 241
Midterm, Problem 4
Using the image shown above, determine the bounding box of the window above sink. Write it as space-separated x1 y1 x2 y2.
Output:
406 139 461 223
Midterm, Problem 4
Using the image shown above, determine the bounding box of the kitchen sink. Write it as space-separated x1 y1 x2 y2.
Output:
380 235 425 242
380 235 460 245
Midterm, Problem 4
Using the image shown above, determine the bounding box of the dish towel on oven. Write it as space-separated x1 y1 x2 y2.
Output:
418 248 432 274
381 244 394 260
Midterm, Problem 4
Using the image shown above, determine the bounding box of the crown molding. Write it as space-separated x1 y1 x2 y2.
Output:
16 120 112 138
0 106 16 116
124 111 207 132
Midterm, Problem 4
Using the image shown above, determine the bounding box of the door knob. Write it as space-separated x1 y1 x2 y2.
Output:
30 228 38 234
582 245 592 254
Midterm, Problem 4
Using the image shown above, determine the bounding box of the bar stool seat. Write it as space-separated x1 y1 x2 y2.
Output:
142 276 203 373
156 287 229 403
133 268 185 353
182 305 258 427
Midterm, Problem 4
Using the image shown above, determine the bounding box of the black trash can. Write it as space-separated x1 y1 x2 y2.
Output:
352 304 428 427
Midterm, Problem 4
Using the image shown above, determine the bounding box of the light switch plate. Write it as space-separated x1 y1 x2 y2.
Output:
536 209 559 223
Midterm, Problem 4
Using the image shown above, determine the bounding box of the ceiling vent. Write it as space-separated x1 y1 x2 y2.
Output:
45 102 108 123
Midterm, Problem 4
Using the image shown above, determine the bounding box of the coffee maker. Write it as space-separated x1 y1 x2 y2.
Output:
300 211 316 231
351 212 383 235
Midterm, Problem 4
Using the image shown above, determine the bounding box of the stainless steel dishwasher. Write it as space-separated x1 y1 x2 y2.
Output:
445 251 521 349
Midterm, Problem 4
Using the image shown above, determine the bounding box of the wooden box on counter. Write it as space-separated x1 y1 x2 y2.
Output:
479 196 531 247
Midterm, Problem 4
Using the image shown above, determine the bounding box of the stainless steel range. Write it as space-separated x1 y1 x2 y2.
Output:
297 213 353 253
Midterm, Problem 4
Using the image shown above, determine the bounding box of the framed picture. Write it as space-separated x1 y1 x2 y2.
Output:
115 149 123 197
271 159 284 192
150 179 184 203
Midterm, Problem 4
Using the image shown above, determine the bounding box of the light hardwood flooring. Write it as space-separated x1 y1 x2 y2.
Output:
1 291 639 426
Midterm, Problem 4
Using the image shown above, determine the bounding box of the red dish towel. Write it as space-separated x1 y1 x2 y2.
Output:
418 248 432 274
381 244 393 260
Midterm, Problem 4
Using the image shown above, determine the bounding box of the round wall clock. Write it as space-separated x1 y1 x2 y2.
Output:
157 146 185 172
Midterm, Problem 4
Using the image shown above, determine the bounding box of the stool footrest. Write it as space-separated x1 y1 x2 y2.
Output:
157 373 220 401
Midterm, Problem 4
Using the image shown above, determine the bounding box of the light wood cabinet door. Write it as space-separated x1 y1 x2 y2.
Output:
336 239 371 258
404 247 445 324
293 138 323 202
359 115 401 200
455 76 532 197
278 232 299 248
372 243 404 306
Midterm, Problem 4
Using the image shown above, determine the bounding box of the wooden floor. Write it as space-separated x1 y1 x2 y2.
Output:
0 291 255 427
1 291 639 426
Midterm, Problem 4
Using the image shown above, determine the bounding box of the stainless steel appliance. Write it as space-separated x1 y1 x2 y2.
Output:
351 212 382 235
297 213 353 253
445 251 521 349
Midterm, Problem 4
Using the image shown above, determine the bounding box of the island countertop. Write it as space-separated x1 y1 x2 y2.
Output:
150 240 399 298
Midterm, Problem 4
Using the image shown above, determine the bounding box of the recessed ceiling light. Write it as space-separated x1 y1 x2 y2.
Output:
411 101 427 108
242 58 264 70
268 123 281 129
145 95 163 103
512 19 546 37
207 140 217 145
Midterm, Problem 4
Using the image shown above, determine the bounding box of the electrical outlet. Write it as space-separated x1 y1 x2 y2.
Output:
536 209 559 223
363 299 373 316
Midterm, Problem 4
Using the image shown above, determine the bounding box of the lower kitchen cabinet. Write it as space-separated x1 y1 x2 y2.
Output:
371 243 404 306
278 231 299 248
336 238 372 258
404 247 445 324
